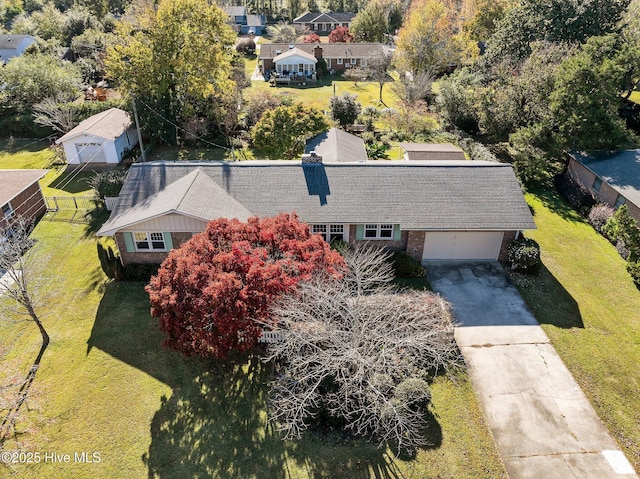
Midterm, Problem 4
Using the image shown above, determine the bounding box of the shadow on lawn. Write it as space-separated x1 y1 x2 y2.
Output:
88 282 416 479
507 263 584 329
529 185 586 224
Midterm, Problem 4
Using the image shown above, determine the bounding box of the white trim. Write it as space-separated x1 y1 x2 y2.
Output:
311 223 349 243
133 231 166 251
1 201 14 219
364 223 394 240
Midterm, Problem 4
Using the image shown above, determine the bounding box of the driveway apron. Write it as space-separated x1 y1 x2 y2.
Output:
427 261 638 479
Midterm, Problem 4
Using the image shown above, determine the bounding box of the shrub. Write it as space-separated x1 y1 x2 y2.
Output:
616 239 631 260
508 238 541 273
627 261 640 288
393 377 432 408
97 243 125 280
123 262 160 282
588 204 615 234
235 38 256 55
553 174 596 216
391 251 426 278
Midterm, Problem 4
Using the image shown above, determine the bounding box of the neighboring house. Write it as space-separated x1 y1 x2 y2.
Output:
260 43 387 76
97 158 535 266
55 108 138 164
401 143 466 161
305 128 367 163
567 150 640 223
223 6 266 35
0 170 48 227
293 12 356 32
0 34 36 64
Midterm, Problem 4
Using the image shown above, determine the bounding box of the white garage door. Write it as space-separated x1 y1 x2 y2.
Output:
76 142 106 163
422 232 504 261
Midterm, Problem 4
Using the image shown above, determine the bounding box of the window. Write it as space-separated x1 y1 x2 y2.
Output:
133 232 166 251
361 58 367 67
615 195 626 209
312 224 346 243
337 58 343 65
350 58 357 65
1 202 14 219
364 224 394 239
592 177 602 192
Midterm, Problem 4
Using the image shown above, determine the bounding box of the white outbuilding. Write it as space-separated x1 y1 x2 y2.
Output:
56 108 139 164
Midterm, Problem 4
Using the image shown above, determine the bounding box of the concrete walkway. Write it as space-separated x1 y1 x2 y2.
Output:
427 262 638 479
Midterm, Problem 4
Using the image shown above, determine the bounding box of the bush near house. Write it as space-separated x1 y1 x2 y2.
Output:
508 237 541 273
391 251 426 278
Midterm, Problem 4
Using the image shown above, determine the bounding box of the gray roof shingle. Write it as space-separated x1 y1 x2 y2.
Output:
570 150 640 207
98 160 535 235
0 169 48 207
305 128 367 163
55 108 131 143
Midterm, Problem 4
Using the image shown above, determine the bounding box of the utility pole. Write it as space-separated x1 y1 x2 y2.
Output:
131 95 146 162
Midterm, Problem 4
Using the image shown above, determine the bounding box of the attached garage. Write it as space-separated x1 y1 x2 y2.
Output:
422 231 504 261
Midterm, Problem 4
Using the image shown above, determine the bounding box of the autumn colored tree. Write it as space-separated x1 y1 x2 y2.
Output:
105 0 236 145
146 214 345 359
394 0 461 74
303 33 321 43
328 26 354 43
251 103 329 159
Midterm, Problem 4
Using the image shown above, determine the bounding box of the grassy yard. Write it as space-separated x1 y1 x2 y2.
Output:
508 186 640 472
0 210 506 478
0 139 96 197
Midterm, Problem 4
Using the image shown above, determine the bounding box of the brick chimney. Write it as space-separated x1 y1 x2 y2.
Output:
302 151 323 164
314 45 323 60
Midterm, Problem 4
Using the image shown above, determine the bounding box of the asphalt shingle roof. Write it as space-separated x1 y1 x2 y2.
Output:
0 34 33 50
570 150 640 208
305 128 367 163
259 43 386 60
0 169 48 207
293 12 356 23
56 108 131 143
98 160 535 236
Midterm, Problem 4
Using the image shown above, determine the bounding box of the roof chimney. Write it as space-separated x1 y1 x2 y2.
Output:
302 151 323 164
314 45 323 59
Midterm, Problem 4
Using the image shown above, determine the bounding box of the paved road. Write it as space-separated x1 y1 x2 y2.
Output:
427 262 638 479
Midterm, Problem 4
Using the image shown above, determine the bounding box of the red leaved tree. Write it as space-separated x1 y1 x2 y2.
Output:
146 213 345 359
303 33 321 43
328 26 354 43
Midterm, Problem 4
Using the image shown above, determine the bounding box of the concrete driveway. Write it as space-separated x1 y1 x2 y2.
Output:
427 262 638 479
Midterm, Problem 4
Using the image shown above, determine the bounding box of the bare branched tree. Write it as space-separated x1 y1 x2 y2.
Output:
0 216 49 443
391 70 436 109
32 97 80 135
263 244 462 455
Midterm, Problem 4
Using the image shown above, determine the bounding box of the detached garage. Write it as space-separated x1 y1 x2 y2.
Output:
56 108 138 164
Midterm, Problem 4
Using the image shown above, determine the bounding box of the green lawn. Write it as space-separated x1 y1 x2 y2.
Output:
0 212 505 478
0 139 95 196
508 187 640 472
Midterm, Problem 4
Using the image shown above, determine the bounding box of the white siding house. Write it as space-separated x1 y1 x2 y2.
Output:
56 108 138 164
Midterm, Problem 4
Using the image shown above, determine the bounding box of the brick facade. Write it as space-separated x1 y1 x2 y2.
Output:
568 158 640 223
499 231 517 262
406 231 426 260
0 183 46 224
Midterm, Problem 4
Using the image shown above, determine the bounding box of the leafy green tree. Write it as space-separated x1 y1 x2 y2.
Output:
105 0 236 145
484 0 630 65
351 0 388 42
550 35 632 151
252 103 329 159
436 67 480 132
0 53 82 111
394 0 460 74
330 92 361 126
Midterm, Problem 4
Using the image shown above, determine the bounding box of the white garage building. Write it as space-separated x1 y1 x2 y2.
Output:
56 108 138 164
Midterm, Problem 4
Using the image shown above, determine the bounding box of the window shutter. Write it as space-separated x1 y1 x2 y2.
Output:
355 224 364 240
123 232 134 252
163 232 173 250
393 225 401 241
